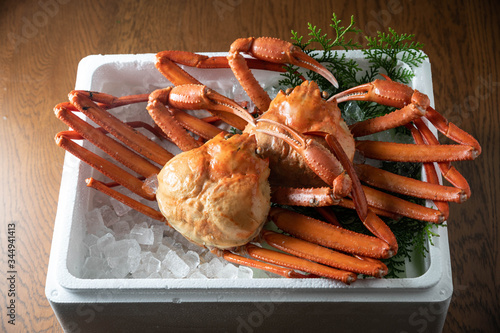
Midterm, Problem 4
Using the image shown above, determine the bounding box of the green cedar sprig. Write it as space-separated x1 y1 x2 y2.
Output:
278 14 442 278
363 27 427 84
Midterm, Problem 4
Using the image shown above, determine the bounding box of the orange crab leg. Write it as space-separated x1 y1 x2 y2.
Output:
424 106 481 154
55 105 162 177
333 76 481 156
361 185 444 223
156 50 289 86
412 118 472 198
54 134 154 200
269 208 393 259
321 132 398 252
349 102 427 138
355 140 477 162
244 244 357 284
69 91 174 165
221 250 311 279
147 89 202 151
147 87 228 144
154 84 255 131
167 107 225 140
86 178 165 222
228 37 338 111
271 183 441 223
354 164 467 203
271 186 340 207
333 75 422 110
64 91 150 110
408 124 450 219
271 186 401 220
336 197 401 220
262 230 388 277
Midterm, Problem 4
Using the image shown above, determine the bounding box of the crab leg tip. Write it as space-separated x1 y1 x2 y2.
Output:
378 268 388 278
472 149 480 159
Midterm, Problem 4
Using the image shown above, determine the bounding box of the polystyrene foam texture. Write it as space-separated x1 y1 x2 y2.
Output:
46 52 452 331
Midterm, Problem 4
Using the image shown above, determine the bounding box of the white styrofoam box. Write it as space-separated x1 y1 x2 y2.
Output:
46 51 452 332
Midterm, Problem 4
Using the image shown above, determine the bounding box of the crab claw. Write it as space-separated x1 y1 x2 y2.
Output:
256 119 351 198
234 37 339 89
283 42 339 89
331 74 427 109
150 84 256 131
228 37 338 112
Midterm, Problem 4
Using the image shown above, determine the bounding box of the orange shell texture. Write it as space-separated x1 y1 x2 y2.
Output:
156 133 271 249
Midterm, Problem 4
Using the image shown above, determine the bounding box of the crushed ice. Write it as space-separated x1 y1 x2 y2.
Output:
79 71 288 280
81 192 269 279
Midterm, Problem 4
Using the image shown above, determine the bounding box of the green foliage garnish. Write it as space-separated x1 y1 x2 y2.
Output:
279 14 442 278
363 27 427 84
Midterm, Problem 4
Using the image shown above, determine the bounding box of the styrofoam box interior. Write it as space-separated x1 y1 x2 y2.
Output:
46 51 453 332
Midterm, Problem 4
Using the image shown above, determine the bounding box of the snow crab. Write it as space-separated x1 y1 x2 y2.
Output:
54 37 480 284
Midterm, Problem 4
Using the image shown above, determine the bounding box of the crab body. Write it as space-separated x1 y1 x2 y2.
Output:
246 80 354 188
156 133 270 249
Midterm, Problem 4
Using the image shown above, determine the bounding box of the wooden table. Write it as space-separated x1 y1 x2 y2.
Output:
0 0 498 332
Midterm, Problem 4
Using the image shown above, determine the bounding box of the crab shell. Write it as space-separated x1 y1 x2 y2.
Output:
155 132 271 249
245 80 355 188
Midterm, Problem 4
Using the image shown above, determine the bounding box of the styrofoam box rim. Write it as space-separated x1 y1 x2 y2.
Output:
46 51 453 304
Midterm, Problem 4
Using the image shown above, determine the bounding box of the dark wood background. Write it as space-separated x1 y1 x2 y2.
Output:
0 0 498 332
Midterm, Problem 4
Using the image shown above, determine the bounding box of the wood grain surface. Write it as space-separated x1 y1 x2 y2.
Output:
0 0 498 332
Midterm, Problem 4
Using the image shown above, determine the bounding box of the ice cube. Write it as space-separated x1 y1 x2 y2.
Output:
130 224 155 245
140 251 154 263
146 256 162 273
199 257 224 278
112 220 131 239
237 266 254 279
85 207 106 235
147 272 161 279
109 263 130 278
189 271 208 279
83 234 99 248
96 233 115 252
103 239 141 259
183 251 200 270
162 251 190 278
82 257 109 279
127 254 141 274
171 242 186 256
162 236 176 248
209 257 224 271
201 250 217 263
131 269 149 279
216 263 239 279
160 269 176 279
88 244 103 258
107 255 128 269
155 244 170 259
109 197 132 216
151 224 165 246
143 174 159 194
100 205 120 227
